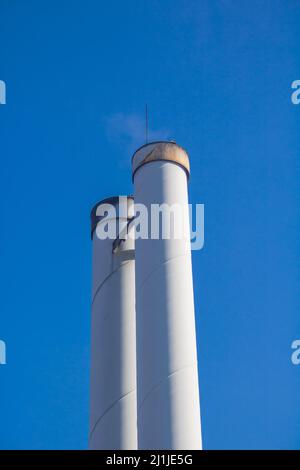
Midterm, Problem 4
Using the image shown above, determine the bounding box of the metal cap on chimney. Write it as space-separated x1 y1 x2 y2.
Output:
131 141 190 181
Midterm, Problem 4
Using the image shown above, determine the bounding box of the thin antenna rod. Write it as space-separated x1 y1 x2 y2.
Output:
145 104 148 144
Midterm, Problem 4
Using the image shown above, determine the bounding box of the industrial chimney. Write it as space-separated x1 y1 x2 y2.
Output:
89 196 137 450
132 141 202 450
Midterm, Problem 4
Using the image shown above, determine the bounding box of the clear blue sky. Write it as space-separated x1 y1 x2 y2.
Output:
1 0 300 450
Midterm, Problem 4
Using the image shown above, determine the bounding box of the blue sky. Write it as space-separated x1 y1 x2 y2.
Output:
1 0 300 449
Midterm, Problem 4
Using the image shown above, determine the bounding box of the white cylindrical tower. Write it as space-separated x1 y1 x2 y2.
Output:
89 196 137 450
132 142 202 450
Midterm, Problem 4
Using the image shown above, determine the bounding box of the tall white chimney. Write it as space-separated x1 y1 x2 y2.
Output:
89 196 137 450
132 142 202 450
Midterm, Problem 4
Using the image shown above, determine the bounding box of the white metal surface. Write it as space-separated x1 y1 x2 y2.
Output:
133 142 202 450
89 196 137 450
